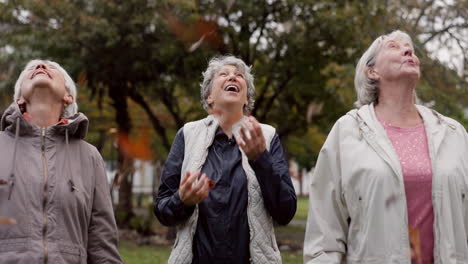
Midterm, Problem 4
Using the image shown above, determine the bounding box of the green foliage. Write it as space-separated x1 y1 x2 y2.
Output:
0 0 466 169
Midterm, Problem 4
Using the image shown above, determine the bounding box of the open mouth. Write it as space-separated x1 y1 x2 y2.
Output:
224 84 240 93
31 70 52 79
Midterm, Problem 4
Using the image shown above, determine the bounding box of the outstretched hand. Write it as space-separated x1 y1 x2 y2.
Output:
179 170 213 206
235 116 266 161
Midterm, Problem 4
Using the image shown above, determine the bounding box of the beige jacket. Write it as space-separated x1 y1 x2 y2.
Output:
304 104 468 264
168 115 282 264
0 103 121 264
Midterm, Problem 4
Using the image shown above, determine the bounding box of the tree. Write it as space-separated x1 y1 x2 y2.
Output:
0 0 466 227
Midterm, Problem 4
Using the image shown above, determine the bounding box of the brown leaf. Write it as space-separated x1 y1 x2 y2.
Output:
409 226 422 264
118 130 153 161
0 217 16 225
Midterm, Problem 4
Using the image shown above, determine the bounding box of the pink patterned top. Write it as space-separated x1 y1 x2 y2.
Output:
380 119 434 264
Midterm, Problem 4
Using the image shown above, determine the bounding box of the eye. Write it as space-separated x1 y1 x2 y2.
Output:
236 73 244 78
219 72 227 76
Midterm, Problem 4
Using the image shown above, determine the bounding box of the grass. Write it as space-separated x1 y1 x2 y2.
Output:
119 197 309 263
119 240 303 264
119 240 171 264
295 196 309 220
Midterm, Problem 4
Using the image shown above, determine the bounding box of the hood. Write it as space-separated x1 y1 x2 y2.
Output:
1 103 89 139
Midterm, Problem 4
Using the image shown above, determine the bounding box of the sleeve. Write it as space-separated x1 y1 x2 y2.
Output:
303 122 349 264
87 150 122 264
248 133 297 225
153 128 195 226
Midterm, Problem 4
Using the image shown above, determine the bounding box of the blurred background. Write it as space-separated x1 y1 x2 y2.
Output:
0 0 466 263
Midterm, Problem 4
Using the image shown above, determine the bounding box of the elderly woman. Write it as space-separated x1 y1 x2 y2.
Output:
0 60 122 263
154 55 297 264
304 30 468 263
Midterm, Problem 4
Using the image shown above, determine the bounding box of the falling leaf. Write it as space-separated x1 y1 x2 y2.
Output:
409 226 422 264
207 179 215 189
118 129 153 161
164 11 222 51
0 217 16 225
77 70 87 86
188 34 206 52
226 0 236 12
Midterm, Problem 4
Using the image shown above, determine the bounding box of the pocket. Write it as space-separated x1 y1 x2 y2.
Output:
0 185 30 240
0 238 28 253
56 242 86 264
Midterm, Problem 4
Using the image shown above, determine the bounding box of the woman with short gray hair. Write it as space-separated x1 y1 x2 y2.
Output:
155 55 297 264
304 30 468 263
0 59 122 263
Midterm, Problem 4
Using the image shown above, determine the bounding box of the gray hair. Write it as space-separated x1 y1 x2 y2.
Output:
14 59 78 118
354 30 415 107
200 55 255 113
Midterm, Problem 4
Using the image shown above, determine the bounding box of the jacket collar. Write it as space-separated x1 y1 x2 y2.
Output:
350 103 456 182
1 102 89 139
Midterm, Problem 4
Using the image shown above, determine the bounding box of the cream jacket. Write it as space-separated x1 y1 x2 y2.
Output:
304 104 468 264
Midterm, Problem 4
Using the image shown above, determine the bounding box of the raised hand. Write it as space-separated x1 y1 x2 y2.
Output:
179 170 213 206
235 116 266 161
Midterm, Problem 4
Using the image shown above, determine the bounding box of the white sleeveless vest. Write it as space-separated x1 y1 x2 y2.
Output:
168 115 282 264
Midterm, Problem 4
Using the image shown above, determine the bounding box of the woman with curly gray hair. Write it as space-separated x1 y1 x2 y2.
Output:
304 30 468 263
155 55 297 264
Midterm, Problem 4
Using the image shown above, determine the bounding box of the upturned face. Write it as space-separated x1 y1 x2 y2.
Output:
370 38 421 82
19 61 72 104
207 65 248 112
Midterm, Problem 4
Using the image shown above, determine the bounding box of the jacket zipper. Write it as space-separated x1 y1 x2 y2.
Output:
41 128 49 264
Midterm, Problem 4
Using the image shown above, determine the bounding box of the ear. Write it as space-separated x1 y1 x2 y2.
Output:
16 97 26 105
63 93 74 105
366 67 380 81
207 95 214 105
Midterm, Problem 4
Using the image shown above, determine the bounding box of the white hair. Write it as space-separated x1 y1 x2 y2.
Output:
14 59 78 118
200 55 255 113
354 30 415 107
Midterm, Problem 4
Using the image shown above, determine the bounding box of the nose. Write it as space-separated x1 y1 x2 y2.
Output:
35 63 47 70
404 48 413 57
227 72 236 81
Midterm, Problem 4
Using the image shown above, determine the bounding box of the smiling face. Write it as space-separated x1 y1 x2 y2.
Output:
369 38 420 82
19 61 72 105
207 65 248 113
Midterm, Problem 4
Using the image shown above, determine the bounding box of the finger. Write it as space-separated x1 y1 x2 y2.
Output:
235 135 247 150
196 178 211 200
195 178 209 197
240 126 251 143
180 171 190 186
191 174 206 194
185 170 200 187
250 117 263 138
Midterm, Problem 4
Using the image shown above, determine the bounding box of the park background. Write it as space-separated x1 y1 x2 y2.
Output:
0 0 466 263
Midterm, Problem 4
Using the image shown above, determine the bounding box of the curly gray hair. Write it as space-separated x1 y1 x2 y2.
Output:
14 59 78 118
354 30 416 107
200 55 255 113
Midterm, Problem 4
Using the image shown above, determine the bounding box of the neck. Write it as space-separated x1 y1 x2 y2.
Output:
212 107 244 138
25 94 63 128
375 81 421 127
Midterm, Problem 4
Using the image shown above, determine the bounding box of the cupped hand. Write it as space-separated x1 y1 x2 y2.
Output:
235 116 266 161
179 170 214 206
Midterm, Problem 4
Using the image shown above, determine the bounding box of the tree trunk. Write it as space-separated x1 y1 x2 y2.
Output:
109 87 135 227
